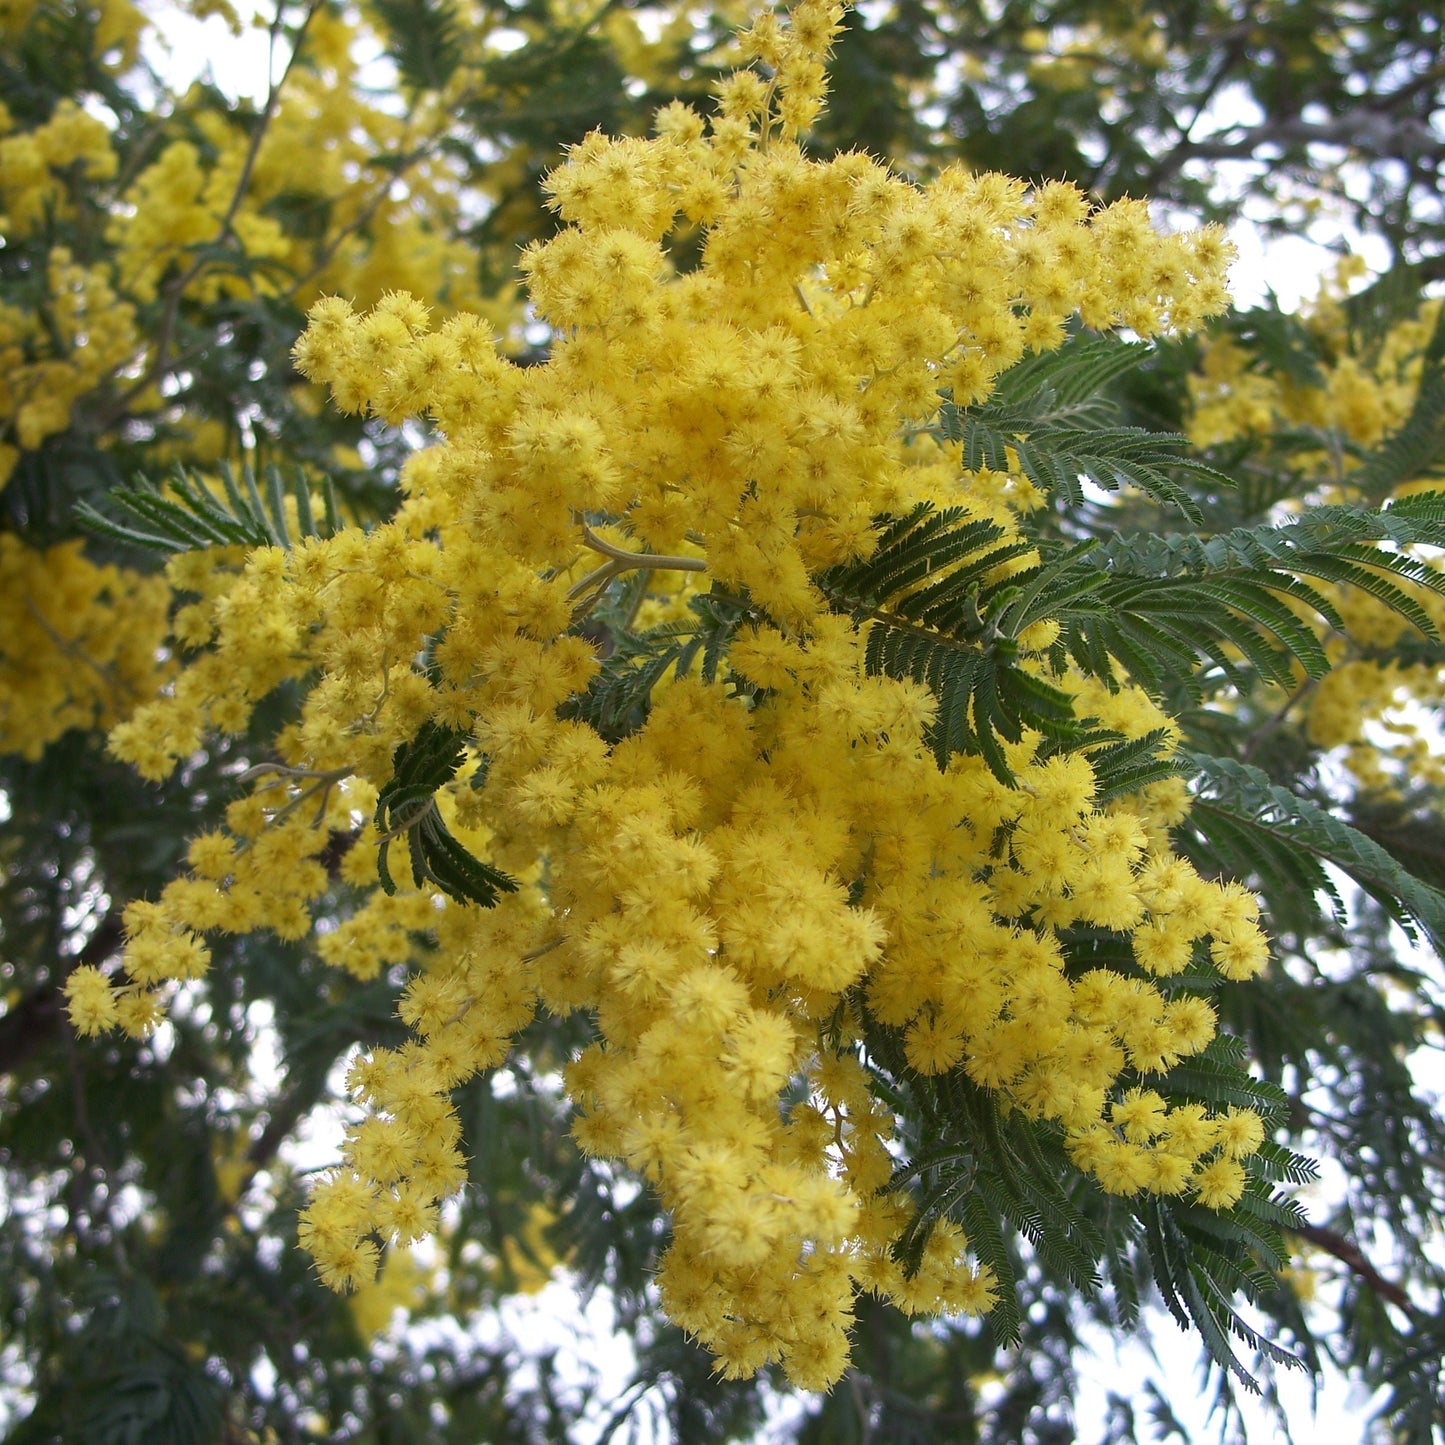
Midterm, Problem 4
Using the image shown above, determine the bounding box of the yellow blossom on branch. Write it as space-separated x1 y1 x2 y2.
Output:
58 0 1287 1394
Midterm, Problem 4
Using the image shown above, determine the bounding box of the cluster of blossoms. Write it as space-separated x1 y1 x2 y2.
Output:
107 5 493 317
0 0 143 65
1018 14 1168 96
0 535 172 760
0 0 504 493
0 0 541 771
1189 275 1445 796
65 0 1269 1388
1189 262 1438 454
0 100 139 481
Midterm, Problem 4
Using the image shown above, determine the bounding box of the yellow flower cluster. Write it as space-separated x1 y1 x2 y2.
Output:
1306 652 1445 797
0 98 116 237
110 543 315 781
0 83 142 482
0 0 513 491
0 535 172 761
1021 15 1167 95
74 0 1263 1388
1188 274 1445 796
110 133 288 307
0 246 141 484
1189 269 1437 452
108 12 491 318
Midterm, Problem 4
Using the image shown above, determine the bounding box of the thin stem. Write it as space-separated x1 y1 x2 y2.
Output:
238 762 353 834
757 75 780 154
1293 1220 1418 1317
283 133 434 299
374 797 437 846
568 524 708 616
568 557 628 605
578 523 707 575
239 762 351 786
1240 678 1315 762
214 0 323 246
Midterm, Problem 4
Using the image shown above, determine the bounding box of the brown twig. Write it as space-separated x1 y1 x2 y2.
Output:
1293 1220 1416 1315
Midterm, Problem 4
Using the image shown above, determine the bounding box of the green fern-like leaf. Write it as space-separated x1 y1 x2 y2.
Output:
1052 728 1179 805
1250 1139 1320 1189
818 486 1445 789
367 0 464 92
1182 791 1350 945
1349 803 1445 895
819 507 1094 778
817 491 1445 784
564 590 751 743
1140 1198 1303 1389
876 1026 1104 1347
1068 499 1445 695
955 1187 1024 1348
935 336 1153 443
1086 498 1445 579
995 334 1157 408
77 461 341 554
375 722 517 907
1161 1047 1292 1125
1183 752 1445 955
1017 427 1225 520
932 335 1232 522
871 1007 1313 1384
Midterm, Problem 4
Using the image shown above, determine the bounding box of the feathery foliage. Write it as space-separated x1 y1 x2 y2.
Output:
375 723 518 906
813 477 1445 778
77 461 342 554
1182 752 1445 956
933 337 1234 523
564 589 753 741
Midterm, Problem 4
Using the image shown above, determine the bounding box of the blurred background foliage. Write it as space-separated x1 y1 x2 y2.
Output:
2 0 1444 1439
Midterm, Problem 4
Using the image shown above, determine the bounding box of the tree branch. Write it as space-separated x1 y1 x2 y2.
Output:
1146 112 1445 196
1293 1221 1416 1315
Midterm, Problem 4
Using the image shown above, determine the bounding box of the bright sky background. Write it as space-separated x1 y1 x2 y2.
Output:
132 6 1423 1442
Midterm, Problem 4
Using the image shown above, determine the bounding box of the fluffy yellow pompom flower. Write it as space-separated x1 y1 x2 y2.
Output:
63 966 119 1036
68 0 1262 1394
